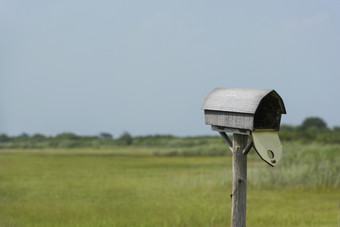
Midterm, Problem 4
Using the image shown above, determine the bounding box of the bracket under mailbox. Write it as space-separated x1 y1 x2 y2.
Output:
218 131 253 155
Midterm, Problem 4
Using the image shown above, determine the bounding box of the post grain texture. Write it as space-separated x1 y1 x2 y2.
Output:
231 134 248 227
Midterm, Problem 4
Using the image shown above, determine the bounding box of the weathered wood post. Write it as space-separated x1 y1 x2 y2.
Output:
202 88 287 226
231 134 248 227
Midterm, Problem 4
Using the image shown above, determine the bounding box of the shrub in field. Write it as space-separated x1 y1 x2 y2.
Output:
99 132 113 140
118 132 133 145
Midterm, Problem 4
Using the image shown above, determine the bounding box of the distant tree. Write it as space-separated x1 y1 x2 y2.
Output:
18 133 30 138
55 133 80 140
32 134 46 142
99 132 113 140
0 134 10 142
300 117 328 131
333 126 340 133
119 132 133 145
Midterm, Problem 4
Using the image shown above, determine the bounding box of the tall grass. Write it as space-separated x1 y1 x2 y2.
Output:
248 142 340 188
0 142 339 226
153 140 340 188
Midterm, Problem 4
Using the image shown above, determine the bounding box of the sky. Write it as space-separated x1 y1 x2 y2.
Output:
1 0 339 137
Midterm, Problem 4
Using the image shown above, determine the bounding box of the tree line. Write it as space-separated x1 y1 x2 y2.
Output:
0 117 339 149
279 117 340 143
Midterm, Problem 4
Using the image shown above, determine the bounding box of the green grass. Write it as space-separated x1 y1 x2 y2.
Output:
0 143 339 226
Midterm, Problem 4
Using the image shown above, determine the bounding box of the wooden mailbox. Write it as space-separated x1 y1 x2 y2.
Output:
202 88 286 134
202 88 286 167
201 88 287 227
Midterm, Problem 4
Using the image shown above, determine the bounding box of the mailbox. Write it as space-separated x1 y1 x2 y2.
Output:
202 88 286 166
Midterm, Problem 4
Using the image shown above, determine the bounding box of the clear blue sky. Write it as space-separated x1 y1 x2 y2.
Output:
1 0 339 136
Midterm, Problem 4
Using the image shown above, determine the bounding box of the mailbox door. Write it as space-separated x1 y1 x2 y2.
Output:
252 131 282 167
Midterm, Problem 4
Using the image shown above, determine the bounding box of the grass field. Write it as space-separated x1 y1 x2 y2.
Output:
0 142 339 226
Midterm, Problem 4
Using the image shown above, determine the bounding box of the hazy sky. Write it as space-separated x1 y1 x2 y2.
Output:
1 0 339 136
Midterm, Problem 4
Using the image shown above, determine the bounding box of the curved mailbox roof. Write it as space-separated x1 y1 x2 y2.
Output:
202 88 286 114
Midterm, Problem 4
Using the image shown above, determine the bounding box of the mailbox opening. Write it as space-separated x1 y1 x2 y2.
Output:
253 91 284 131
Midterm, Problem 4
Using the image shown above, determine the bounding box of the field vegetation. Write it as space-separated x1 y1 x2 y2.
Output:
0 142 339 226
0 117 339 226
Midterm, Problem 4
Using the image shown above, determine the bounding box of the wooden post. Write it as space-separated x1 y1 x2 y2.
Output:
231 134 248 227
